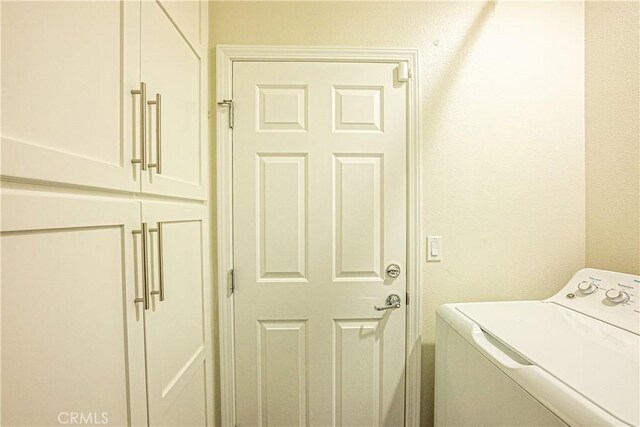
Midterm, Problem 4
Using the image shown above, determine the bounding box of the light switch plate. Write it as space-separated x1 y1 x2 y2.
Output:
427 236 442 261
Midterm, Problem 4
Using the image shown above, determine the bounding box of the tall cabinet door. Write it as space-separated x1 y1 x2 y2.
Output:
142 202 213 426
0 1 141 192
1 190 148 426
140 1 208 200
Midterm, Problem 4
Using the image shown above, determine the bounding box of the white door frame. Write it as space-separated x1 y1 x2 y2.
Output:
216 45 422 427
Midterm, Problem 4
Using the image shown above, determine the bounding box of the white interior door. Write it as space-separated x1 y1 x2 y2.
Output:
0 190 147 426
0 1 140 192
142 201 213 426
140 1 207 200
233 61 407 426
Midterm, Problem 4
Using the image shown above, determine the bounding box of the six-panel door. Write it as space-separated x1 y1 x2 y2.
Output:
0 1 141 192
142 202 214 426
0 191 148 426
232 61 407 426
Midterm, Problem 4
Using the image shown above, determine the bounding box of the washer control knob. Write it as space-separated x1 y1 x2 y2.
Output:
577 281 597 294
605 288 629 304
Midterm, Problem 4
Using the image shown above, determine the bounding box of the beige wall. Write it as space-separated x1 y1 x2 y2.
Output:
209 2 586 425
585 1 640 275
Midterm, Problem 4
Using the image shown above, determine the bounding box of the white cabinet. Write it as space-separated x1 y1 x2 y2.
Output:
0 191 148 426
0 1 211 425
0 192 214 426
1 0 208 200
142 202 213 426
159 0 205 50
0 1 140 192
140 1 208 199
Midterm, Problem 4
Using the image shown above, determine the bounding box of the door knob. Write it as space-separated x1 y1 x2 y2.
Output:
374 294 402 311
386 263 401 278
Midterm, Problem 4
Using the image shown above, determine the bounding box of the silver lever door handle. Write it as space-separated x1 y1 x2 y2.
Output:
374 294 402 311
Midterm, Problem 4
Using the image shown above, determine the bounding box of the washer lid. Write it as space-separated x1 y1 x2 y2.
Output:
457 301 640 427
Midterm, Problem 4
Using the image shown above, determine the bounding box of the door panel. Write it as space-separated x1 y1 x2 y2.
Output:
0 1 140 192
334 154 383 280
333 319 382 427
141 1 206 199
333 86 383 132
0 190 147 426
257 320 308 426
233 62 407 426
142 202 213 426
257 154 308 281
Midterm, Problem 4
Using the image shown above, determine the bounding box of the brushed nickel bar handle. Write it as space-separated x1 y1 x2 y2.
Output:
148 222 164 301
132 222 150 310
131 82 147 171
147 93 162 174
142 222 150 309
157 222 164 301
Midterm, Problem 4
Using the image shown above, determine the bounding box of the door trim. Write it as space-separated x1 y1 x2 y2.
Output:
215 45 422 427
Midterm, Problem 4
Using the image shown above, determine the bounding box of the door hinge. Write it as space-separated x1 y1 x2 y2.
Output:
217 99 234 129
228 268 235 294
406 292 410 305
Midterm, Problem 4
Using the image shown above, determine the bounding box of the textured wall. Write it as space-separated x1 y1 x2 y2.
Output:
586 1 640 275
209 2 586 425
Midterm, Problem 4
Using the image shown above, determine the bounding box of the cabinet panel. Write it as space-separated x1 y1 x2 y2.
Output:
141 1 207 199
0 1 140 192
142 202 213 426
160 0 203 49
0 190 147 426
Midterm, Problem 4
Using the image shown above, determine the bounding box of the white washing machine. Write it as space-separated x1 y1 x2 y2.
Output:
435 268 640 426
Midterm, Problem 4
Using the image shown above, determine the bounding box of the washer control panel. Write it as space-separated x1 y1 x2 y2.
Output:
547 268 639 335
